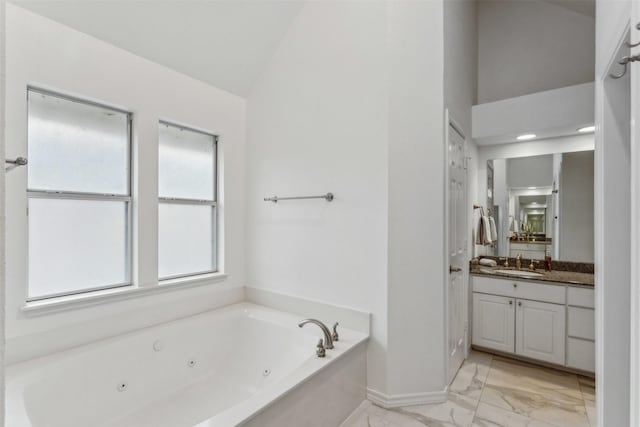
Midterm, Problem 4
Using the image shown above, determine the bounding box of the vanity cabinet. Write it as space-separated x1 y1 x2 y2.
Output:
472 275 593 372
472 293 515 353
566 287 595 372
515 299 565 365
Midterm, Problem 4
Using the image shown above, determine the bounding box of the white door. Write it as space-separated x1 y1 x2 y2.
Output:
472 293 515 353
515 299 565 365
446 116 468 383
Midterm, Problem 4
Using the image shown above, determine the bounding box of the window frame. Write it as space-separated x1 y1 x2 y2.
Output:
157 120 219 282
26 87 134 302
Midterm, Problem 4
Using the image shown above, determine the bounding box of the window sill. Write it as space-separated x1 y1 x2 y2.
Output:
22 272 228 317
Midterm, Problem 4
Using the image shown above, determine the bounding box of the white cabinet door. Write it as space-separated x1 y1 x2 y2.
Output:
516 299 565 365
473 293 515 353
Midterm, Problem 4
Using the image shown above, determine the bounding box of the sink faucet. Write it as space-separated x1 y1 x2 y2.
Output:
515 254 522 270
298 319 334 349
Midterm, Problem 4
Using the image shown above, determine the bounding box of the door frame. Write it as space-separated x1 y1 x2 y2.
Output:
444 109 469 384
629 4 640 425
595 19 633 427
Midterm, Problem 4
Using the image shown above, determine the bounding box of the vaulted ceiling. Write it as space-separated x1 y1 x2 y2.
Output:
11 0 595 98
542 0 595 17
10 0 305 97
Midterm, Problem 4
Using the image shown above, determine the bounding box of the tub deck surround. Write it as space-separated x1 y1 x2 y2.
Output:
6 303 368 427
470 265 594 287
244 286 371 335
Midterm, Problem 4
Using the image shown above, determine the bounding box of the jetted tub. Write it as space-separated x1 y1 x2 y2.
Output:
6 303 368 427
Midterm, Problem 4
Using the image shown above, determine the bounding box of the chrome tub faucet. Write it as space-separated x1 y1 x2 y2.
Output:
298 319 334 350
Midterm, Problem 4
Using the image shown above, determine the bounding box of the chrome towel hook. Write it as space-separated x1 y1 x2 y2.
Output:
609 54 640 79
626 23 640 48
5 157 28 172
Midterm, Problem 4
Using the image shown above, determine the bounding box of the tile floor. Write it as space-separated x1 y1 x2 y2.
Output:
340 351 596 427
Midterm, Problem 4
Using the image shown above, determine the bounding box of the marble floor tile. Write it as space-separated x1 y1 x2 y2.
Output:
480 358 589 427
397 393 477 427
449 351 493 405
341 352 596 427
487 357 581 393
340 401 427 427
578 377 596 427
471 402 559 427
577 376 595 389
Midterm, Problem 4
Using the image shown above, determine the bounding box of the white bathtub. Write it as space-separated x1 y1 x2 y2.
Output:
6 303 368 427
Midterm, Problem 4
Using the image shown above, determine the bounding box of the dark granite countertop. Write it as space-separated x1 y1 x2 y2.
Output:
470 266 594 287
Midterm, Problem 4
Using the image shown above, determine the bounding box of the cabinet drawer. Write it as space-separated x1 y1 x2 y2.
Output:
473 276 565 304
567 338 595 372
567 287 594 308
567 307 595 340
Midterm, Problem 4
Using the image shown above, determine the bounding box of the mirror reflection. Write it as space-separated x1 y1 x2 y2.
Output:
486 150 594 263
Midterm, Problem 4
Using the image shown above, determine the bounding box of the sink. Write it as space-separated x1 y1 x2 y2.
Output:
493 269 543 278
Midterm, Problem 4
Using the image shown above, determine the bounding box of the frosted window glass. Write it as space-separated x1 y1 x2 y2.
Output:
28 198 129 299
158 123 215 200
158 204 215 279
27 90 129 195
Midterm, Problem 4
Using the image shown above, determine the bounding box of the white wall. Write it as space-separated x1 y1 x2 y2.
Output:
506 155 553 188
444 0 476 135
478 0 595 103
559 150 594 262
246 0 450 400
472 82 595 145
246 0 389 394
386 0 445 396
4 4 247 363
0 0 6 423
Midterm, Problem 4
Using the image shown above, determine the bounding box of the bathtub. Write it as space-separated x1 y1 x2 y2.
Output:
6 303 368 427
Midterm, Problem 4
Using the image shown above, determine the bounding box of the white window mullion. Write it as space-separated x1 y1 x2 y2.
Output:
133 113 158 288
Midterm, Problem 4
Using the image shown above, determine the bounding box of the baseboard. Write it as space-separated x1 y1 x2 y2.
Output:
366 387 448 408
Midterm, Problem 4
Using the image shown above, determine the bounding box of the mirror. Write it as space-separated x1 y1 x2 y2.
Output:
486 150 594 263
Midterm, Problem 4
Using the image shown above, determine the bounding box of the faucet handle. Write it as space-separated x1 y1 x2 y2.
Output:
332 322 339 342
316 339 326 358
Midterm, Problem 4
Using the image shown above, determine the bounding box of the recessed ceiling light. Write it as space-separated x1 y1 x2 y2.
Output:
517 134 537 141
528 187 536 190
578 126 595 133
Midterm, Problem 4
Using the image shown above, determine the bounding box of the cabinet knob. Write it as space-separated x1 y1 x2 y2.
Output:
513 283 518 288
509 300 513 305
518 301 522 307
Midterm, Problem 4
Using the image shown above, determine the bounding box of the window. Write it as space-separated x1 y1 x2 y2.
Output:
158 122 217 280
27 89 132 300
